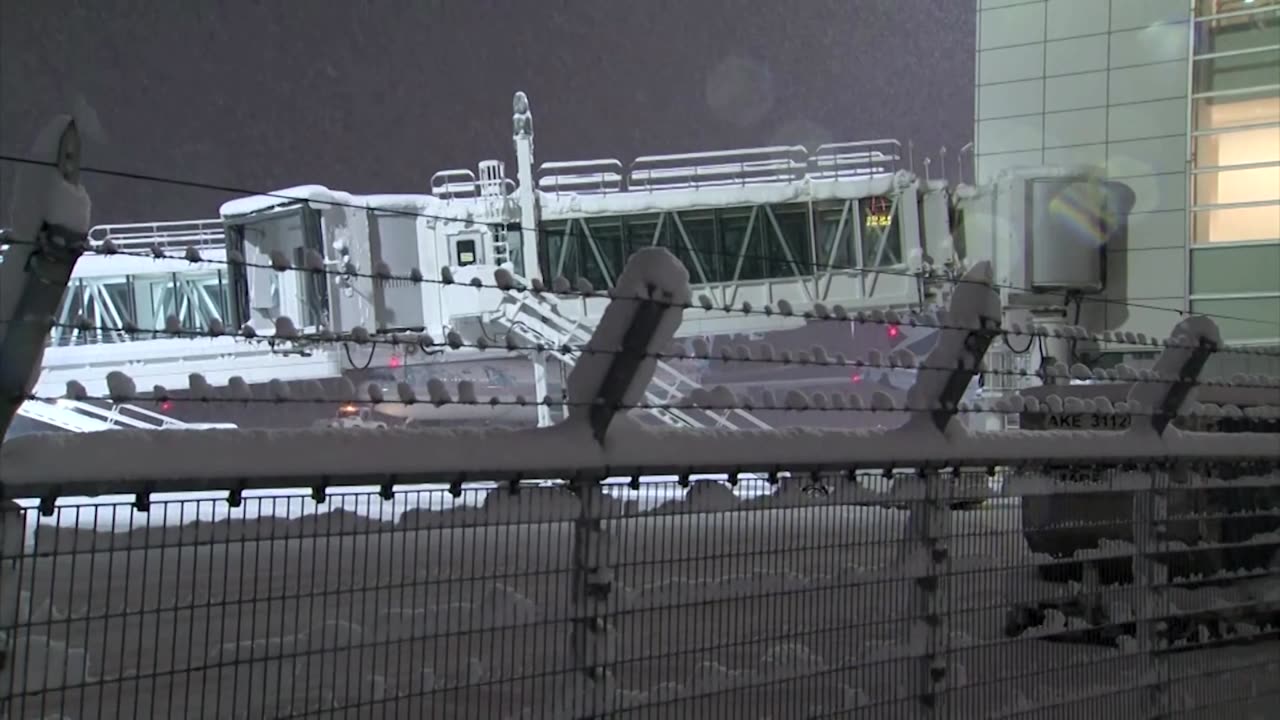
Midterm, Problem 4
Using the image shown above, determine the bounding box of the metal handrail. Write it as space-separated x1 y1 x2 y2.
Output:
88 220 226 250
534 139 905 194
430 169 479 199
537 159 625 195
629 145 809 191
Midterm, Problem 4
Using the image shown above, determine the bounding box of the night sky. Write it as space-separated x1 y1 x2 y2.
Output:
1 0 974 225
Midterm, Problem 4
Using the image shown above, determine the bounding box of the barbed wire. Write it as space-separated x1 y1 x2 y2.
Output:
4 232 1277 361
3 152 1278 334
15 318 1280 393
16 389 1280 424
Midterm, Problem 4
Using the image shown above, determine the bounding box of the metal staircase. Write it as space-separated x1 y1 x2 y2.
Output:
16 400 118 433
484 278 773 432
16 399 237 433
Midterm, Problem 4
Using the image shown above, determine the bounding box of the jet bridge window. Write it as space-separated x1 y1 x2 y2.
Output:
226 206 328 333
859 196 902 267
537 203 827 289
451 233 482 267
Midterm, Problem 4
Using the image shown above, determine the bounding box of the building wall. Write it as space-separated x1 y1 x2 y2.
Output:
975 0 1194 343
973 0 1280 348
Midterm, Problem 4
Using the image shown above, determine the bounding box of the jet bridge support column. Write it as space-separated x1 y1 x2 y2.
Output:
512 92 541 279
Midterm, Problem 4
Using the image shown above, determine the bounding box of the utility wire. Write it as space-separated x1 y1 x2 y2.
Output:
12 316 1280 390
2 234 1276 360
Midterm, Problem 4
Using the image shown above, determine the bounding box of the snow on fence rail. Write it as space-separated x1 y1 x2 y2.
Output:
2 251 1279 718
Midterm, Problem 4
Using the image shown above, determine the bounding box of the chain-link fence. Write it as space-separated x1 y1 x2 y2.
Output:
3 466 1279 719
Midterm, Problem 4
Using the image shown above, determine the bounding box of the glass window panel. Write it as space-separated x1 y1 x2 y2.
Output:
197 273 229 327
814 202 853 271
1192 0 1274 35
652 214 703 281
1191 89 1280 244
859 197 902 267
677 212 719 283
292 248 326 328
229 208 324 330
101 280 135 327
623 215 662 258
718 209 766 281
1193 202 1280 242
1197 0 1280 15
767 206 811 278
53 283 84 345
536 222 560 281
538 222 573 282
1193 48 1280 95
1194 89 1280 132
573 221 610 291
1195 165 1280 205
584 218 625 288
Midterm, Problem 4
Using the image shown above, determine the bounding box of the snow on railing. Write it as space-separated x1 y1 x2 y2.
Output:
629 145 810 191
809 139 903 181
432 168 517 200
536 159 625 195
535 140 905 196
87 219 225 251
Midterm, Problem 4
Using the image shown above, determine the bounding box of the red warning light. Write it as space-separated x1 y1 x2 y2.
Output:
851 373 863 384
887 325 900 339
389 355 402 368
160 401 173 412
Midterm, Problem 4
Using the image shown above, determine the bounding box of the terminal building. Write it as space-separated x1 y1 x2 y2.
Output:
974 0 1279 365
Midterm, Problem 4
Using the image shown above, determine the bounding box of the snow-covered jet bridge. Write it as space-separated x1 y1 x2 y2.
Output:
24 91 1133 433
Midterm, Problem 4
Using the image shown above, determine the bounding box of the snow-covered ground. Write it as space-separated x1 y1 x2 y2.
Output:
3 477 1278 720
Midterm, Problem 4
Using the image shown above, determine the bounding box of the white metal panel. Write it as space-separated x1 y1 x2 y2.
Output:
69 252 228 279
34 340 342 398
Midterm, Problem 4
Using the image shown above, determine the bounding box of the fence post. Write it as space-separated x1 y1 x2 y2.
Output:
0 116 92 442
569 482 615 714
0 498 26 714
1125 315 1220 718
899 262 1002 716
559 249 688 714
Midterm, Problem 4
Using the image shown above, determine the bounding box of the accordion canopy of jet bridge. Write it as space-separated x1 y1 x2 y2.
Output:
1 254 1277 501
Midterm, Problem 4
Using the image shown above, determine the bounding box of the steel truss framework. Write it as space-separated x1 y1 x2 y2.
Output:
50 271 230 346
538 197 906 301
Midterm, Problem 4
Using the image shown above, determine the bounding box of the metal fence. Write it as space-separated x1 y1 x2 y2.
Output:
3 256 1279 718
3 470 1279 719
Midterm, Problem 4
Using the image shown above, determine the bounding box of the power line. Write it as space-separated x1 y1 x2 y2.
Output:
15 391 1276 423
13 316 1280 388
